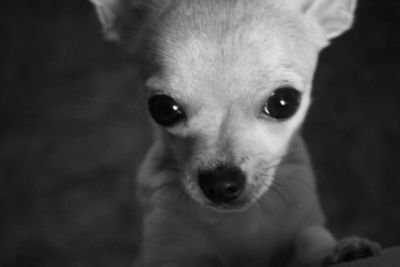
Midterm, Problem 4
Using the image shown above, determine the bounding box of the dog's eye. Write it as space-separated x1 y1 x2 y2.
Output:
148 95 186 127
263 87 301 120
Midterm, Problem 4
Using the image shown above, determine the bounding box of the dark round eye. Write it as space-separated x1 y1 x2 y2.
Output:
148 95 186 127
263 87 301 120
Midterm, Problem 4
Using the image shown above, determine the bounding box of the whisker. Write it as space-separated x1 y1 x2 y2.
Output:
278 147 327 182
260 185 289 208
162 166 183 173
255 190 271 211
174 189 188 208
278 161 314 171
270 181 294 207
152 180 182 202
278 174 315 193
176 187 200 211
267 153 288 164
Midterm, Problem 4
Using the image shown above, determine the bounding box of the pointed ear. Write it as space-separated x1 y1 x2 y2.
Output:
305 0 357 41
285 0 357 43
88 0 125 40
88 0 153 45
88 0 171 48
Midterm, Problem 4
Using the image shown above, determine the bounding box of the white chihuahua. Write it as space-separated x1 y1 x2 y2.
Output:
89 0 380 266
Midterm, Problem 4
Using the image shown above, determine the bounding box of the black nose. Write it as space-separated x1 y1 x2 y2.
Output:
198 164 246 204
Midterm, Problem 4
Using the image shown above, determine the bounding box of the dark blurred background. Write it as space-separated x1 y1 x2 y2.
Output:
1 0 399 266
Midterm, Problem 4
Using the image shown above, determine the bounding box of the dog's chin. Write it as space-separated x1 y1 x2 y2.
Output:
193 194 260 213
206 201 253 213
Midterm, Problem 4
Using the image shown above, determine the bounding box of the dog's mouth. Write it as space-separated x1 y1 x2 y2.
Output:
193 184 269 212
184 163 275 212
203 193 259 211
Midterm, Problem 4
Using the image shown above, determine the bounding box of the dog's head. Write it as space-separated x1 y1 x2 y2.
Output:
90 0 357 210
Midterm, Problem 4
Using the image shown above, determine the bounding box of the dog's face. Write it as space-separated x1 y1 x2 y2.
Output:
90 0 357 210
146 2 319 210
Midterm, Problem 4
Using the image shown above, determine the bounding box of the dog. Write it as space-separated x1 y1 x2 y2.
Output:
88 0 380 266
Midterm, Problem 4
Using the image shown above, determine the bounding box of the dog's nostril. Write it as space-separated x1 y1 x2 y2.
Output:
198 165 246 204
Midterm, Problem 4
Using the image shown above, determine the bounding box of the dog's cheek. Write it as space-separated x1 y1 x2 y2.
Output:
241 155 277 194
162 133 207 202
234 126 290 190
164 133 193 164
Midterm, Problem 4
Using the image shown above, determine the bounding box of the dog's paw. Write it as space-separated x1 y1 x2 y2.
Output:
320 236 381 267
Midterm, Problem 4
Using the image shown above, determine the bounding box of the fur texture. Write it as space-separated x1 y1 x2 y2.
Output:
86 0 378 266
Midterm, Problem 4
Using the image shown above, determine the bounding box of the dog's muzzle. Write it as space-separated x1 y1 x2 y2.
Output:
197 164 246 206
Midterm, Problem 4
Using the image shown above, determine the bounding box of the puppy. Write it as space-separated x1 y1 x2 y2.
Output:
88 0 380 266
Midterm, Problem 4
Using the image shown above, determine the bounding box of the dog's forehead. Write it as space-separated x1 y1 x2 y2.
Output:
150 1 317 101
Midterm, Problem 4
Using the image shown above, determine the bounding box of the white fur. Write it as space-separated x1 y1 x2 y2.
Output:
88 0 359 266
146 4 318 209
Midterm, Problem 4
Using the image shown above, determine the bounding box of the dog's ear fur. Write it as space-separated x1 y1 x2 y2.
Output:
88 0 127 41
286 0 357 43
88 0 171 48
89 0 356 47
